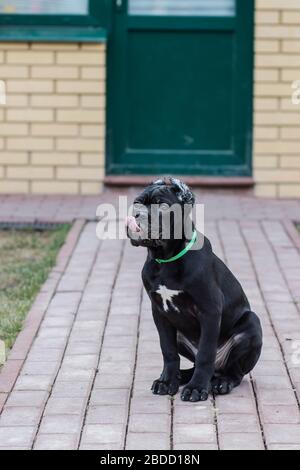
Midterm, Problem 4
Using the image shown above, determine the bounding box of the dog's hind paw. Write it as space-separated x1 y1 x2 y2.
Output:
151 379 179 396
211 376 234 395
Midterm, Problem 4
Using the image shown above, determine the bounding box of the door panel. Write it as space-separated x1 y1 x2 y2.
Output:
128 31 233 151
107 0 254 176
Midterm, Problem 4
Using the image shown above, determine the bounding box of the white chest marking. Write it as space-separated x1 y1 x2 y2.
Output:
156 285 182 312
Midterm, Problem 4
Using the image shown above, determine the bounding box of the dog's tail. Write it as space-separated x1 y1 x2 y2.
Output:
180 367 195 385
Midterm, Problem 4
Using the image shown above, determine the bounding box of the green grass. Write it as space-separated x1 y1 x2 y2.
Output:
0 225 70 352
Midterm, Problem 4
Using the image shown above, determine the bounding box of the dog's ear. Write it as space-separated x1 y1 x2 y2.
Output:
170 178 195 206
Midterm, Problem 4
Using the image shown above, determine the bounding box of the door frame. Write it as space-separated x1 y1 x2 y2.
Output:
106 0 255 177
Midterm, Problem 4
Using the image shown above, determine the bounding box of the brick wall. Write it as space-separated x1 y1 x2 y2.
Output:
254 0 300 198
0 42 105 195
1 3 300 198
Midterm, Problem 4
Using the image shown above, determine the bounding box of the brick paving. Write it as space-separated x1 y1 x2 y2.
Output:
0 190 299 450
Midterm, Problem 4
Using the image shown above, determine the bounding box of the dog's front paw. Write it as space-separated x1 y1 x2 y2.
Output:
181 383 209 402
151 378 179 396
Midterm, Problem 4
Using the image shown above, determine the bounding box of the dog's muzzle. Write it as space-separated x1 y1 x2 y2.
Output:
125 216 141 234
125 216 144 246
125 214 163 247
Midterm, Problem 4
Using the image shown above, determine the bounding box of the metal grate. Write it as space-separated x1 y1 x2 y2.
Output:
129 0 235 17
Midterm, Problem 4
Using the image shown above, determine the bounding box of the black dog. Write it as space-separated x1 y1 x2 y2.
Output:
126 178 263 402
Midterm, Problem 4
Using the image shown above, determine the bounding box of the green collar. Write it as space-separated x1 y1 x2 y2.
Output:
155 230 197 264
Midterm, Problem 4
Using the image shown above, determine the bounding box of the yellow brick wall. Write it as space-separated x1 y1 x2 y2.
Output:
254 0 300 198
0 42 105 195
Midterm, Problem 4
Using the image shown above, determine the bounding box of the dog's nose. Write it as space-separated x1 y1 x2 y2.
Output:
126 216 141 233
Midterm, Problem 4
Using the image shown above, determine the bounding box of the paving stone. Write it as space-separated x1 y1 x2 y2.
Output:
174 424 216 445
102 335 136 349
290 368 300 382
48 292 81 309
257 388 297 406
219 433 265 451
72 321 104 334
128 413 170 433
65 341 100 356
130 397 171 415
80 443 123 450
216 397 256 414
0 426 36 448
39 415 82 434
32 337 67 350
101 348 135 362
98 362 134 375
81 424 124 445
174 443 218 450
42 316 74 328
264 424 300 445
34 433 78 450
90 389 130 406
229 379 253 398
37 328 70 340
76 309 107 321
44 397 87 416
62 355 98 369
173 404 214 425
253 375 291 390
56 367 95 382
5 391 48 408
51 381 92 399
0 407 42 426
268 444 300 450
105 324 137 337
261 405 300 424
14 375 53 392
27 348 63 363
260 348 284 362
133 380 154 392
21 361 59 376
94 373 133 389
69 329 102 343
0 447 31 450
86 405 127 425
218 414 260 433
126 432 169 450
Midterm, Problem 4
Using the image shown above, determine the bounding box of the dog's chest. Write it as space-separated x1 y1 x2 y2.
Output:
155 285 183 313
149 283 197 316
143 265 196 316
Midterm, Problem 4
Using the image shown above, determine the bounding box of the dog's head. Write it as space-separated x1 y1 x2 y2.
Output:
126 177 195 248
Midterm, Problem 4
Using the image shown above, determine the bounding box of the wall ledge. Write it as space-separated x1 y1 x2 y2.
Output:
104 176 255 188
0 26 107 42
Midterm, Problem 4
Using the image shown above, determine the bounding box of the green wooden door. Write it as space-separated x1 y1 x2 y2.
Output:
107 0 254 176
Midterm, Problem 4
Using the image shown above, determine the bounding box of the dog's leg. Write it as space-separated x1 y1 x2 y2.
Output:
176 332 196 385
151 305 181 396
212 311 263 395
181 309 221 402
